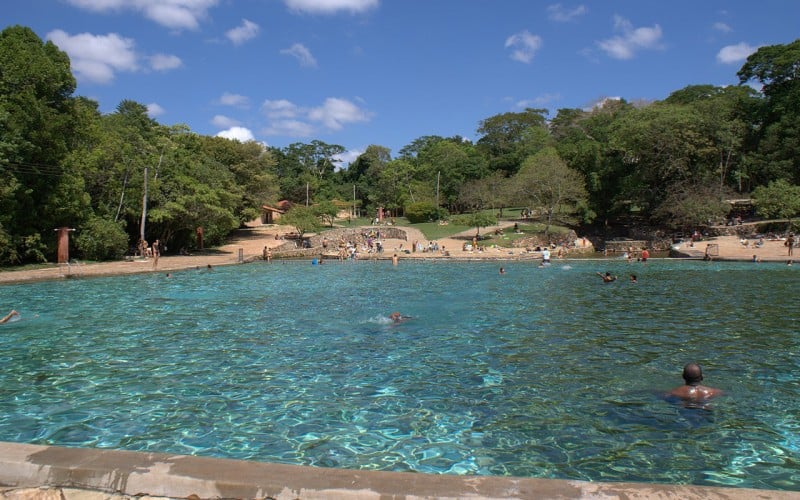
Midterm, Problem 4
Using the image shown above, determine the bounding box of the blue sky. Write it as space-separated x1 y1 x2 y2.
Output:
5 1 800 164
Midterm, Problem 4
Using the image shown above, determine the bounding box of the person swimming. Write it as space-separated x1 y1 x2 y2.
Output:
389 312 411 324
0 310 20 324
667 362 723 404
597 271 617 283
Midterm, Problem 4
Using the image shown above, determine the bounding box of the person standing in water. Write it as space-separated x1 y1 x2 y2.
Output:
667 363 723 403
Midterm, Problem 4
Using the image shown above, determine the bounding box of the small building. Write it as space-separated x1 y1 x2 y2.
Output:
258 200 292 225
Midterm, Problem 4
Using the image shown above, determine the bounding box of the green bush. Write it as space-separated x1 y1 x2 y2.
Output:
405 202 448 223
75 217 129 261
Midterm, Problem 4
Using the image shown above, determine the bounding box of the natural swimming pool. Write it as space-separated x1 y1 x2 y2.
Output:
0 259 797 491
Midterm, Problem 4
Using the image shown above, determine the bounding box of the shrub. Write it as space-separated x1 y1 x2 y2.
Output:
75 217 129 261
405 202 448 223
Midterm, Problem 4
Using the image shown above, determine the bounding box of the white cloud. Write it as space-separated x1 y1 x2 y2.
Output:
218 92 250 108
516 93 561 108
263 120 316 137
262 99 300 119
216 126 255 142
334 148 363 169
260 97 371 137
712 22 732 33
46 30 138 83
280 43 318 68
147 103 165 117
283 0 378 14
211 115 240 128
505 30 543 64
65 0 218 30
308 97 371 130
597 15 663 60
149 53 183 71
547 3 587 22
717 42 757 64
226 19 260 45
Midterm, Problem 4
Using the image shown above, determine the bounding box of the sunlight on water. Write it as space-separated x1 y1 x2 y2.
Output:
0 259 798 490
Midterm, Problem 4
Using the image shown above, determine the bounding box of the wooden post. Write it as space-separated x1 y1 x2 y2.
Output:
54 227 75 263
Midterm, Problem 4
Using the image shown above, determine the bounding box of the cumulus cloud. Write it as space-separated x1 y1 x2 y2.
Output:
149 53 183 71
547 3 587 22
717 42 757 64
216 126 255 142
284 0 378 14
260 97 371 137
597 15 663 60
505 30 543 64
211 115 240 128
280 43 318 68
46 29 138 83
65 0 218 30
262 99 300 119
147 103 165 117
308 97 371 130
226 19 260 45
262 120 316 137
218 92 250 108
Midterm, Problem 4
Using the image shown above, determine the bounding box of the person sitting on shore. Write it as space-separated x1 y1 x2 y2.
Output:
667 363 723 404
1 310 20 324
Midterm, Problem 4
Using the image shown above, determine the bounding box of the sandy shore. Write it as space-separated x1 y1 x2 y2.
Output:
0 226 795 285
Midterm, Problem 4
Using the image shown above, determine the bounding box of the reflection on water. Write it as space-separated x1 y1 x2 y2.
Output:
0 259 798 490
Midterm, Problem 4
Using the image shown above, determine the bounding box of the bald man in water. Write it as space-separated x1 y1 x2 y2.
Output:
668 363 723 402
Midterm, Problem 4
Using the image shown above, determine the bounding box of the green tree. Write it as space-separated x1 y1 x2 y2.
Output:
74 216 129 261
476 108 549 175
0 25 79 262
513 148 589 235
738 39 800 185
450 211 497 236
653 182 732 230
312 200 339 227
280 205 321 237
751 179 800 222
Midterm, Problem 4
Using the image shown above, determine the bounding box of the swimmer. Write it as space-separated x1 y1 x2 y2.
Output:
597 271 617 283
630 274 637 283
499 267 505 274
0 310 20 324
389 312 411 324
667 363 723 403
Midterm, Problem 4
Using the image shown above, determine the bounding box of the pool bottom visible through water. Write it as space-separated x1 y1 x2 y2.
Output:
0 259 798 491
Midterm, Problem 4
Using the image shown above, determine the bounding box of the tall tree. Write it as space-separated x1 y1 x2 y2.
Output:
476 108 549 175
738 39 800 184
0 25 79 262
513 148 589 235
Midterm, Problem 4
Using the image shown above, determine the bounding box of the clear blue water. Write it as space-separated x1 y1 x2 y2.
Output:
0 259 798 491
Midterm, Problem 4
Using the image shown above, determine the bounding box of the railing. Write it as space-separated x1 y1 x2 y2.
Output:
59 259 84 278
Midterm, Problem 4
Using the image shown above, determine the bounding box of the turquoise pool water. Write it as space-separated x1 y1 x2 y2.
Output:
0 259 798 490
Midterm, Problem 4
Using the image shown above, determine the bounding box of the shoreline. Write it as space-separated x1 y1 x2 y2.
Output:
0 230 795 285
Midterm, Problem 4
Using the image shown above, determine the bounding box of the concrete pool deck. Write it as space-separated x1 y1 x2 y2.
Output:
0 442 797 500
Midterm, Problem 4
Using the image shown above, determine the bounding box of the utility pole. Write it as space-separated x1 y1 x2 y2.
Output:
436 171 441 212
140 166 148 245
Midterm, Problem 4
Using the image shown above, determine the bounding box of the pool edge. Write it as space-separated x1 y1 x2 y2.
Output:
0 442 796 499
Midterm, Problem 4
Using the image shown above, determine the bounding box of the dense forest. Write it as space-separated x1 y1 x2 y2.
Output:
2 25 799 265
